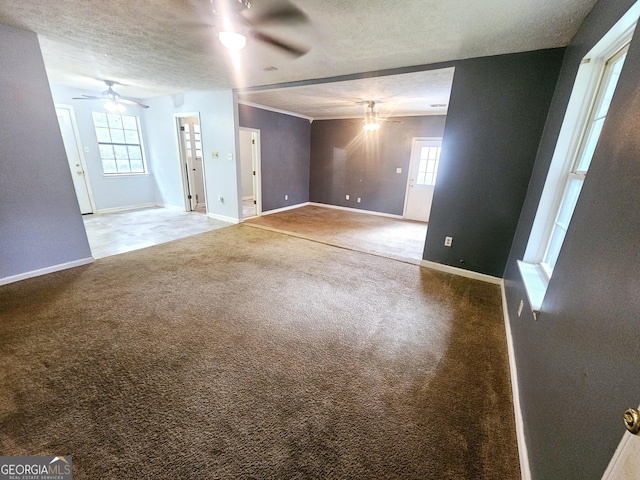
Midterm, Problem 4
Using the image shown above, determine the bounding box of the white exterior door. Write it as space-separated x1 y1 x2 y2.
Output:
404 138 442 222
56 107 93 214
602 406 640 479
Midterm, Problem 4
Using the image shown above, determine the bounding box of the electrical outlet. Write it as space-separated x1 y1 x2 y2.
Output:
211 152 219 159
518 300 524 317
218 196 224 203
346 194 350 200
284 194 288 200
444 236 453 247
357 197 361 203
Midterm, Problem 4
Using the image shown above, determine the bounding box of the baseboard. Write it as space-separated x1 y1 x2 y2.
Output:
419 260 503 285
501 284 532 480
207 212 240 224
157 203 185 212
0 257 94 286
262 202 310 215
95 203 157 214
308 202 404 219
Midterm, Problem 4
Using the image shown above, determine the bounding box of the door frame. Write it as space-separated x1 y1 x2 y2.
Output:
402 136 442 220
55 103 96 214
174 112 206 212
239 127 262 219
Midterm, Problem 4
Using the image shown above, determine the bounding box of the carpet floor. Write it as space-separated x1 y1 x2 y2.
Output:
0 225 519 479
245 205 428 264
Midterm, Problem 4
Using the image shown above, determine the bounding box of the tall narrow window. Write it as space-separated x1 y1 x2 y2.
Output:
92 112 146 175
541 46 627 276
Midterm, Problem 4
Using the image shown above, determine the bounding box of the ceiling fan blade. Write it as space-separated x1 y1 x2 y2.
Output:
250 31 309 57
117 97 150 109
72 95 104 100
243 2 309 27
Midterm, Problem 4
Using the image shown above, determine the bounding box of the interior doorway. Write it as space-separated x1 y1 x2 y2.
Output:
56 105 95 214
239 128 261 219
403 137 443 222
176 113 206 214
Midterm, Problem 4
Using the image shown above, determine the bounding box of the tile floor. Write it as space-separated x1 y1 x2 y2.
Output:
83 207 231 259
242 198 256 218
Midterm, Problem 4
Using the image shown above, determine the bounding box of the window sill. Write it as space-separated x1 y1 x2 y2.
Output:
517 260 548 317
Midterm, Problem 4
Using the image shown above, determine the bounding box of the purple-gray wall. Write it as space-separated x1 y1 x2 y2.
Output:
504 0 640 477
423 49 565 278
238 104 311 212
0 24 91 281
309 116 447 215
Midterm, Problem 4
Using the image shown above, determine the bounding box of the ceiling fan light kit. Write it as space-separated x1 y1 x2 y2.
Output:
363 101 381 131
72 80 150 110
218 30 247 51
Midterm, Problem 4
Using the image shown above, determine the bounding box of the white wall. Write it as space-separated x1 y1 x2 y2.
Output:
0 25 92 281
143 91 241 222
49 84 156 212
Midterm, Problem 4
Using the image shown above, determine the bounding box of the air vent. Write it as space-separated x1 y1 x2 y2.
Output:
430 104 447 108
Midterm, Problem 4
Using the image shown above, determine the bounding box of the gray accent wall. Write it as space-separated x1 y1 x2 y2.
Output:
238 104 311 212
0 24 91 281
504 0 640 478
423 49 565 277
310 116 447 215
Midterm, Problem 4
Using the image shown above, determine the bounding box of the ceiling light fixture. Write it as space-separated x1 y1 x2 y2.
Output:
218 31 247 51
104 100 126 113
363 101 381 131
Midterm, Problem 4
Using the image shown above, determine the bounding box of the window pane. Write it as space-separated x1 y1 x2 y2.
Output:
110 129 125 143
127 146 142 160
121 115 138 130
545 223 567 271
113 145 128 159
107 114 123 128
595 52 627 119
95 127 112 143
102 160 117 174
576 117 605 172
545 179 583 269
92 112 108 127
124 129 139 144
99 144 115 159
420 147 429 159
116 160 131 173
130 160 144 172
193 124 200 134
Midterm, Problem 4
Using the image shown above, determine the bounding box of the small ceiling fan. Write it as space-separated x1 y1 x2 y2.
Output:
189 0 311 57
72 80 149 111
361 101 401 131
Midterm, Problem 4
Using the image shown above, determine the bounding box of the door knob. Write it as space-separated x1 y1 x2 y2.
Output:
623 408 640 434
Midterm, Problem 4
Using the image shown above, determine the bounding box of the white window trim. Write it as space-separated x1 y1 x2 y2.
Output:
519 3 639 315
92 111 149 177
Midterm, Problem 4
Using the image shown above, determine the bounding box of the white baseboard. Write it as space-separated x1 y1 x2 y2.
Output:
0 257 94 286
207 212 240 224
95 203 157 214
262 202 310 215
501 284 532 480
157 203 185 212
308 202 404 219
419 260 503 285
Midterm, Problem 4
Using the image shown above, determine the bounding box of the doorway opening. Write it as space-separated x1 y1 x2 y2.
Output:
403 137 443 222
56 105 95 215
176 113 206 214
239 127 261 219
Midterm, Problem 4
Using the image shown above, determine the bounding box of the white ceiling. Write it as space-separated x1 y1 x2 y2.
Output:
0 0 597 118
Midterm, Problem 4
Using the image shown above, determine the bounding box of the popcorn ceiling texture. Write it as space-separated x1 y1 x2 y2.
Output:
0 0 597 100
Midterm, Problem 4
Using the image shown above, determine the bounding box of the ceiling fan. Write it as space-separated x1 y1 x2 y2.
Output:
72 80 150 112
361 101 401 131
190 0 311 57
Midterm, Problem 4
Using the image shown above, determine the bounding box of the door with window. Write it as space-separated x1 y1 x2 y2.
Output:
404 138 442 222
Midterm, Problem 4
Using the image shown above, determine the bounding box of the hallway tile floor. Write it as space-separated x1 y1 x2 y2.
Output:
83 207 231 259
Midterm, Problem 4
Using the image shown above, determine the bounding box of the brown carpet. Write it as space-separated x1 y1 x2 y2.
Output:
245 205 428 264
0 225 519 479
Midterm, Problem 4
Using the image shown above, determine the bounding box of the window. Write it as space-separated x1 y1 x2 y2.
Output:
519 8 637 314
92 112 146 175
541 46 628 276
416 145 441 185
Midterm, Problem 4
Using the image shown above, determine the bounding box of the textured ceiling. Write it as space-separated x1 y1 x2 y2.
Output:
0 0 598 116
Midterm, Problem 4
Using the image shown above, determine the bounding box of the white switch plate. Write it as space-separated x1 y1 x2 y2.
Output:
345 194 350 200
396 168 402 174
211 152 219 159
285 194 288 200
357 197 361 203
227 152 233 160
84 146 90 153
